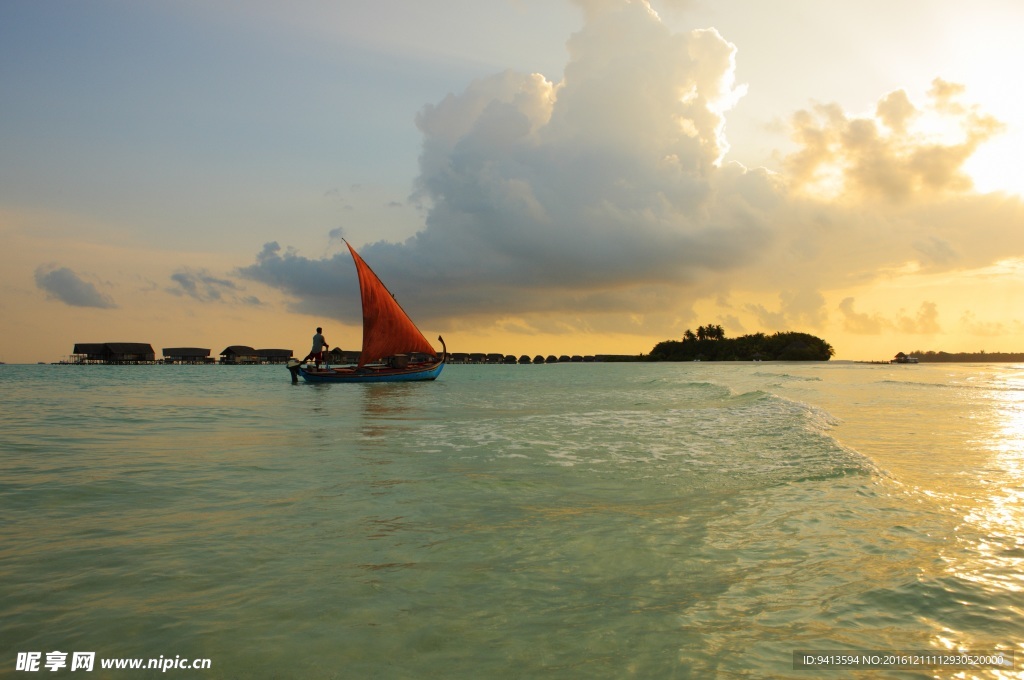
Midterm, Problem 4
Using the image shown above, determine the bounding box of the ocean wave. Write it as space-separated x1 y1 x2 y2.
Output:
876 378 1024 394
752 371 823 382
411 381 876 493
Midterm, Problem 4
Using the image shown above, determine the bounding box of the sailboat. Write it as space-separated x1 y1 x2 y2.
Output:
288 241 446 383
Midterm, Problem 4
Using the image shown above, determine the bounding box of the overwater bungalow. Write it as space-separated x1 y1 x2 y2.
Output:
891 352 920 364
256 349 293 365
327 348 362 364
162 347 212 364
220 346 259 364
72 342 156 364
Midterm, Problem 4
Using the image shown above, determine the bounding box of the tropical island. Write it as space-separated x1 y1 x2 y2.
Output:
648 325 835 361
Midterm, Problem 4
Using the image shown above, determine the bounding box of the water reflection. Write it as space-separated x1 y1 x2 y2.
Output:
357 383 422 443
935 369 1024 671
360 383 416 417
295 382 425 447
958 374 1024 590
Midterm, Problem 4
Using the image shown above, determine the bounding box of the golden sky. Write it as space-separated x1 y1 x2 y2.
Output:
2 0 1023 363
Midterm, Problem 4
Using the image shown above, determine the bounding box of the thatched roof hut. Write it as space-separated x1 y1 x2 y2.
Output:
72 342 155 364
256 349 293 364
328 348 362 364
220 346 258 364
162 347 211 364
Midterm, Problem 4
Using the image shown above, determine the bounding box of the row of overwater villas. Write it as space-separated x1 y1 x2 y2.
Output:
70 343 295 365
448 353 608 364
70 344 627 365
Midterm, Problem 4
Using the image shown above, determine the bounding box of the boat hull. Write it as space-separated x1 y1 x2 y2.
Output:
291 360 444 383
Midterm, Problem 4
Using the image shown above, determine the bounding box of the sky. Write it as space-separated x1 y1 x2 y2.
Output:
3 0 1024 363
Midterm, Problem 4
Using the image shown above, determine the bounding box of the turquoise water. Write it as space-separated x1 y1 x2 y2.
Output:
1 362 1022 678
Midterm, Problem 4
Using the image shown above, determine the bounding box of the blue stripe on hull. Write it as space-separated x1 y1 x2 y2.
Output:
297 362 444 383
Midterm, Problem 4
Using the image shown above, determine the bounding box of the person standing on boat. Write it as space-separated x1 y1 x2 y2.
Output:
301 327 329 368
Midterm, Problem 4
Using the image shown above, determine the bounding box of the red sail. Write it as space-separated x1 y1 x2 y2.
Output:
347 242 437 367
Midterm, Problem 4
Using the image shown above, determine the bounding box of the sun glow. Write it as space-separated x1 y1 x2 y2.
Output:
925 1 1024 196
964 132 1024 196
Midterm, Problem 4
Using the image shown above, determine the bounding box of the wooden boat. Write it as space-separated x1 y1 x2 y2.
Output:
288 241 446 383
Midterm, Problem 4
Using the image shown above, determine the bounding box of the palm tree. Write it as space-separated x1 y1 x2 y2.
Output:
683 329 696 342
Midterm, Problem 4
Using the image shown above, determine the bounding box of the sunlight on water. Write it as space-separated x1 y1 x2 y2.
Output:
936 369 1024 674
968 378 1024 594
721 363 1024 677
2 363 1023 677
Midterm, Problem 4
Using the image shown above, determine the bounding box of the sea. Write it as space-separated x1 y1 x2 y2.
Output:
1 361 1022 679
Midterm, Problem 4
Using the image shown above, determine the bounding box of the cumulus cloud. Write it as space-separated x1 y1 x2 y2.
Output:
875 89 917 134
244 1 762 324
896 300 941 334
958 310 1024 338
238 242 357 316
744 303 788 331
839 298 941 335
240 0 1023 341
34 265 117 308
784 77 1004 204
168 268 260 305
838 298 885 335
